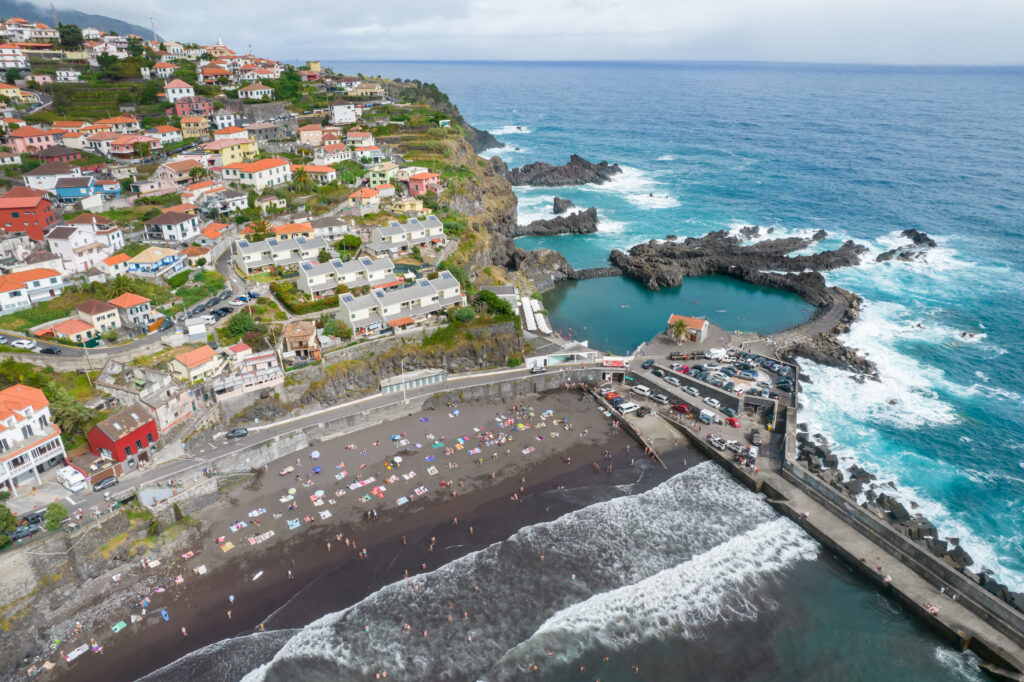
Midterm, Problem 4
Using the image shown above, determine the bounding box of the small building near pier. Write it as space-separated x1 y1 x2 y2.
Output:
667 314 709 343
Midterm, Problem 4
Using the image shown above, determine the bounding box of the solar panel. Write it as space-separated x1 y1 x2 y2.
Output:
342 295 354 302
441 272 453 280
331 259 342 267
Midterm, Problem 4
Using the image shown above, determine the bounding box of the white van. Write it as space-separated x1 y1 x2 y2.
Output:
56 466 87 493
631 385 651 398
617 401 640 415
187 315 216 326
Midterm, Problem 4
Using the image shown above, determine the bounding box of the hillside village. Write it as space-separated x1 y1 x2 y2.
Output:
0 17 546 513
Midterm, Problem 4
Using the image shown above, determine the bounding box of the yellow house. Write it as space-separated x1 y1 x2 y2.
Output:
169 345 226 384
201 138 259 166
180 116 210 139
0 83 40 105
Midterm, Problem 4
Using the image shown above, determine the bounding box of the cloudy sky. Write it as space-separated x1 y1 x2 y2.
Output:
56 0 1024 65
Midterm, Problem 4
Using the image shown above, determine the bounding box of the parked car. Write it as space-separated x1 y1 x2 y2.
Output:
0 335 7 344
39 347 61 355
722 407 738 418
723 381 736 391
652 368 666 378
672 403 690 414
247 291 260 299
708 435 726 449
683 386 699 397
665 376 681 387
726 417 741 428
216 307 233 316
610 397 626 407
703 397 721 409
229 299 246 307
12 339 35 350
604 392 621 400
641 359 655 369
9 524 40 541
226 428 248 439
529 366 546 374
636 406 651 417
652 393 669 405
210 311 227 321
92 476 118 492
722 366 738 377
631 385 651 398
617 401 639 415
598 386 614 396
159 318 174 332
778 366 792 377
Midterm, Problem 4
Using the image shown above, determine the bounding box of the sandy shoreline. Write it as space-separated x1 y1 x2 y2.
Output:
54 389 695 682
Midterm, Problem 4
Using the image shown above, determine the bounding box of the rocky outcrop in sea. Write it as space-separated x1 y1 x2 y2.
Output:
876 229 938 262
506 207 599 237
465 124 504 153
553 197 573 214
491 154 623 186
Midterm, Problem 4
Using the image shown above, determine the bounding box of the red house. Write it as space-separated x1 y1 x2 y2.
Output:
0 186 56 240
407 171 442 197
87 402 158 463
172 96 214 117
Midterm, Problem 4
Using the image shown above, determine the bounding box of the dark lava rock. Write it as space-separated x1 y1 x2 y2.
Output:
811 230 829 241
844 479 864 495
948 545 974 568
508 207 599 237
510 248 574 292
553 197 573 214
495 154 623 186
738 225 762 239
925 538 949 557
875 228 938 262
465 124 504 153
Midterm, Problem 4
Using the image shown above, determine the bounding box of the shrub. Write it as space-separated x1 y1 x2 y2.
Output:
166 269 192 288
0 503 15 534
43 502 69 531
454 307 476 323
270 281 338 315
476 290 512 317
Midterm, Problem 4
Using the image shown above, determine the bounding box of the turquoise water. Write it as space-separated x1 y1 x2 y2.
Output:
542 275 813 354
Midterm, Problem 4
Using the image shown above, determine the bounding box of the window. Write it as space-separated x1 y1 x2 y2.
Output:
124 446 131 457
146 433 154 444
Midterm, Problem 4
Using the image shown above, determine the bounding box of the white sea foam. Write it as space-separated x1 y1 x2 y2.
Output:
491 125 531 135
656 154 677 161
488 518 816 672
932 646 985 681
578 165 680 209
243 465 814 681
514 193 587 225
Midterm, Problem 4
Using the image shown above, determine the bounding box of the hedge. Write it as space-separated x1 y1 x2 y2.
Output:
270 281 338 315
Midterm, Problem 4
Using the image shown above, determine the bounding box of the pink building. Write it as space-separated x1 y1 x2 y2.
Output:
8 125 61 154
407 172 442 197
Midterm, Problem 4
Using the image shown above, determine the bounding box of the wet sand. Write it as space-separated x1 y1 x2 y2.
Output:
59 390 702 682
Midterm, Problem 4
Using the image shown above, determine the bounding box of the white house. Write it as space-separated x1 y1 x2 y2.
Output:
298 255 398 299
366 216 446 255
145 211 203 242
221 158 291 191
233 236 329 275
0 384 67 495
147 125 183 145
238 83 274 101
55 69 81 83
210 112 238 129
314 143 353 165
46 224 116 274
0 267 65 312
335 270 464 336
0 44 28 69
330 103 359 124
163 78 195 104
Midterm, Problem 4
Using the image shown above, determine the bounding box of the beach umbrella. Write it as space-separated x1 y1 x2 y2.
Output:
315 490 324 498
313 466 322 474
453 409 460 416
288 488 296 495
393 456 403 464
310 450 321 459
391 434 400 441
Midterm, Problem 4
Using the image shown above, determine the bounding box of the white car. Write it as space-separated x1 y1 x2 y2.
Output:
665 376 681 387
229 299 246 307
703 397 721 409
616 401 639 415
11 339 36 350
651 393 669 405
683 385 699 397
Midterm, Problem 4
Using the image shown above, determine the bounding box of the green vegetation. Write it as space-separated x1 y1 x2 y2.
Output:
270 281 338 315
43 503 68 531
476 290 513 317
175 270 225 309
332 160 365 185
166 269 193 288
335 234 361 260
322 317 353 340
454 307 476 323
0 358 103 448
117 242 149 258
0 277 171 332
58 24 84 50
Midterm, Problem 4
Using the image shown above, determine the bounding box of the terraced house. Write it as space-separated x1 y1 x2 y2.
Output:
145 211 203 242
335 270 464 336
366 215 446 255
0 384 66 495
233 236 329 275
298 255 399 299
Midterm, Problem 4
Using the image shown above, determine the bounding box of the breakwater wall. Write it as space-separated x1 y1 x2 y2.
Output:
568 266 623 280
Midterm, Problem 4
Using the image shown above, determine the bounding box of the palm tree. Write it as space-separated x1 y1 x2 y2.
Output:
189 165 211 180
670 318 690 343
291 167 314 193
103 274 134 299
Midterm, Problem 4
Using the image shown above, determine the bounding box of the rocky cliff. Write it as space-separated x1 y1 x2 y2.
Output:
511 248 576 292
491 154 623 186
465 124 504 154
506 207 599 237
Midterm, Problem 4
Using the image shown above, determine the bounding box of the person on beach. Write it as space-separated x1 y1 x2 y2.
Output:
229 594 235 605
181 627 188 638
227 610 232 620
288 570 294 580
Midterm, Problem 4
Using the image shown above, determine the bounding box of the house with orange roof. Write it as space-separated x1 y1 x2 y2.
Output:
180 115 210 139
272 222 315 239
7 125 61 154
95 115 141 134
0 384 67 494
297 123 323 147
108 134 162 159
0 43 29 69
666 314 709 343
345 129 374 146
343 186 379 211
152 62 178 79
212 126 249 140
161 203 199 215
163 78 194 104
155 159 203 186
0 267 64 311
197 222 229 247
407 172 442 197
353 145 383 162
98 252 130 278
169 344 226 384
51 120 86 132
182 245 210 267
221 157 291 191
147 125 183 145
48 318 94 343
109 292 154 328
200 66 232 84
0 186 55 240
293 164 337 184
76 299 120 333
201 138 259 165
314 142 353 165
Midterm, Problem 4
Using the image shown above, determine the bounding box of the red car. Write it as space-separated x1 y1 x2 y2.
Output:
605 392 621 400
726 417 740 428
672 404 690 414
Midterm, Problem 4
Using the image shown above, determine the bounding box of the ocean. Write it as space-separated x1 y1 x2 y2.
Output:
169 61 1023 680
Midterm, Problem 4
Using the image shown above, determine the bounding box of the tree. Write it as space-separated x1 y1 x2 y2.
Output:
335 234 361 259
189 165 211 180
102 274 135 299
227 312 257 337
317 248 331 263
196 257 207 267
57 23 83 50
291 167 314 193
0 503 15 535
455 307 476 323
670 318 690 343
4 68 19 85
323 318 352 340
127 37 143 57
102 329 119 342
249 219 271 242
43 502 68 531
477 290 512 317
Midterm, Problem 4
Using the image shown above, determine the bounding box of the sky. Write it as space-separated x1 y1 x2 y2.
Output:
55 0 1024 65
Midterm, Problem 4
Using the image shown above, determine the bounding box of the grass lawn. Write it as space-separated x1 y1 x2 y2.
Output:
0 290 97 333
247 273 277 284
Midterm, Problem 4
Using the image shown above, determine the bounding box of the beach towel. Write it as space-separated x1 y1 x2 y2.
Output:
248 508 266 518
431 442 445 449
360 494 371 503
396 496 409 506
455 444 463 450
522 446 535 455
335 471 348 481
426 433 435 440
174 575 184 585
335 489 346 497
313 499 324 507
319 510 332 520
181 551 194 560
399 438 409 446
473 427 480 432
427 466 439 476
111 621 126 633
147 559 162 568
425 455 435 462
469 447 481 455
230 522 247 532
279 495 294 503
402 471 417 480
414 486 428 496
420 417 429 422
287 519 300 530
193 565 207 575
220 542 234 552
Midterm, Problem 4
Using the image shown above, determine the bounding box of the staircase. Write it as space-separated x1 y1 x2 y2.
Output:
157 405 219 460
